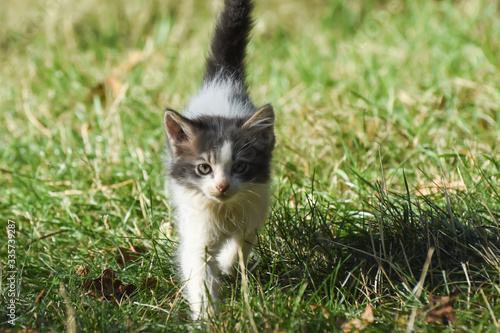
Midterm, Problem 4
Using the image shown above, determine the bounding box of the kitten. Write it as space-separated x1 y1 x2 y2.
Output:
163 0 275 320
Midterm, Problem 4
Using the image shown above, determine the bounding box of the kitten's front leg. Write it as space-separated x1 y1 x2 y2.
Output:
217 236 240 276
179 240 220 320
217 232 258 276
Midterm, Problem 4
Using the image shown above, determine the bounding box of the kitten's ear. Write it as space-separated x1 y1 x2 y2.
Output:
164 109 195 151
243 104 275 148
242 104 274 130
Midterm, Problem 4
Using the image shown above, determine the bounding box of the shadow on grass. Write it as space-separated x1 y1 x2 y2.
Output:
257 168 500 305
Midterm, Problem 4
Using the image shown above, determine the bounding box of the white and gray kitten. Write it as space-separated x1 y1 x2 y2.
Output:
163 0 275 320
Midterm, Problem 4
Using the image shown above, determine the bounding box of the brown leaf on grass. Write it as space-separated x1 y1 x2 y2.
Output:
106 76 123 100
87 50 144 104
35 290 46 305
84 268 137 301
341 304 374 333
129 245 147 253
141 277 159 289
309 304 331 319
76 265 91 276
116 245 147 266
362 304 374 323
87 76 123 104
87 81 106 103
116 248 134 266
425 294 458 325
119 283 138 296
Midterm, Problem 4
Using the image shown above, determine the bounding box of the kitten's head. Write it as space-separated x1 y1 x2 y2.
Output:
164 105 275 203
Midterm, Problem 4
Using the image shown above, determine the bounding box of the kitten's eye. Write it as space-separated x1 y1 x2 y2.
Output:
232 161 248 174
197 164 212 175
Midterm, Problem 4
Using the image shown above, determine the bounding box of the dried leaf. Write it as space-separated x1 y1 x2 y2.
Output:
116 245 147 265
362 304 374 323
35 290 46 305
116 248 133 266
321 306 331 319
119 284 138 296
425 294 458 325
309 304 331 319
87 76 123 104
87 81 106 103
129 245 146 253
106 76 122 99
76 265 91 276
87 49 143 104
141 277 159 289
84 268 137 301
341 304 375 333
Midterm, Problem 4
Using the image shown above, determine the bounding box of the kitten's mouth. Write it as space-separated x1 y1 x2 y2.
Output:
211 192 234 202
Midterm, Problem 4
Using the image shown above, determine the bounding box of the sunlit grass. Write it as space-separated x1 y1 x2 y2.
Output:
1 0 500 331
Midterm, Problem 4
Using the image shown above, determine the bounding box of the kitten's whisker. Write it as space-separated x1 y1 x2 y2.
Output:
244 189 263 198
239 194 260 211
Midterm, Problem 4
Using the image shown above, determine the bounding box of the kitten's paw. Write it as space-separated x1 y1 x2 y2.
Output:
190 300 219 321
220 265 236 277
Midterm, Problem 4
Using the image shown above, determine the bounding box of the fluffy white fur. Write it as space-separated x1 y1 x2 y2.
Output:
164 0 274 318
170 171 270 319
184 80 255 118
165 95 272 318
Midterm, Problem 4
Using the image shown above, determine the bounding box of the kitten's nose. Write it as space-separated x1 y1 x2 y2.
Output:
216 183 230 194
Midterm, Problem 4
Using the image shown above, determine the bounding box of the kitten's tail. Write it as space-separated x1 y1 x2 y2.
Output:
204 0 254 85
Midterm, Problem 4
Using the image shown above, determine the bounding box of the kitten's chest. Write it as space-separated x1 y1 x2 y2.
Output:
186 205 244 231
171 182 269 242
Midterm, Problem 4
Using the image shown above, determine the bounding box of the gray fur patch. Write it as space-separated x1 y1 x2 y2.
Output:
166 114 274 189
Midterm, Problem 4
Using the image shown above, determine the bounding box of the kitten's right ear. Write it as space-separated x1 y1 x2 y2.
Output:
164 109 195 152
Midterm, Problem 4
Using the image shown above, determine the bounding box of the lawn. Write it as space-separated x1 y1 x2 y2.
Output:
1 0 500 331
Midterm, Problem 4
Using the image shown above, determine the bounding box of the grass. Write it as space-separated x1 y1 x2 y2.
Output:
1 0 500 331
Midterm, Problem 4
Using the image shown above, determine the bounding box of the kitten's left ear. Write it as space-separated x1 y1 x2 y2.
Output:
164 109 195 152
243 104 275 148
242 104 274 130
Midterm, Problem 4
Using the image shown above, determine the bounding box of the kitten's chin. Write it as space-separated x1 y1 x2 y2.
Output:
209 193 234 203
205 191 237 203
